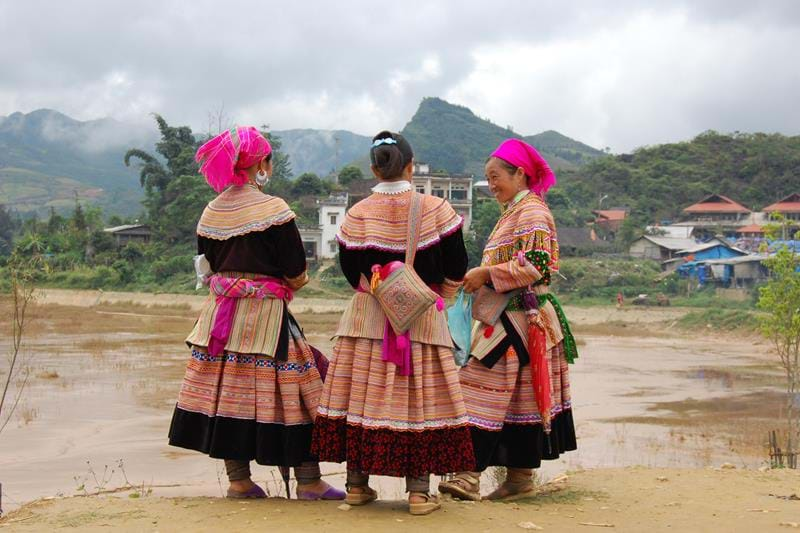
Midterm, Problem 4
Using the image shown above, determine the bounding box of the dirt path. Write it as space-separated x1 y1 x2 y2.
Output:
32 288 351 314
33 288 696 326
2 467 798 532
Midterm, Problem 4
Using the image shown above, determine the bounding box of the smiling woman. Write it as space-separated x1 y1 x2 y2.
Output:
440 138 578 502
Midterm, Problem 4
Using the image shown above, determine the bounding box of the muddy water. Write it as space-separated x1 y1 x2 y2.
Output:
0 299 783 511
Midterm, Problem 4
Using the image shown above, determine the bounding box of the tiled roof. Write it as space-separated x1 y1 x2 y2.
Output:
683 194 750 214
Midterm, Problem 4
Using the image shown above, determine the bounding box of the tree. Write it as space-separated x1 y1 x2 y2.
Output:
0 251 42 436
337 165 364 186
758 214 800 464
124 114 200 228
262 131 293 199
71 200 87 233
292 173 326 197
0 204 14 256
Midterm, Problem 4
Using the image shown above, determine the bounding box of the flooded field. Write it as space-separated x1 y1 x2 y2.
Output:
0 294 785 511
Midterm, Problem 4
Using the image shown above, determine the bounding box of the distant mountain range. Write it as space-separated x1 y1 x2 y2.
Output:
0 99 603 215
0 109 155 215
271 128 371 177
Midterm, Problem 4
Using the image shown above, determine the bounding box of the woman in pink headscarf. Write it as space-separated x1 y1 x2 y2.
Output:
439 139 578 501
168 126 344 501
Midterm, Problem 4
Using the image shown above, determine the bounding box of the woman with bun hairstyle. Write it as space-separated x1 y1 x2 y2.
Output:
312 131 474 515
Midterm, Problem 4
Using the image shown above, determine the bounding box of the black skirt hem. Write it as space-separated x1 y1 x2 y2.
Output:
470 409 577 471
168 406 316 466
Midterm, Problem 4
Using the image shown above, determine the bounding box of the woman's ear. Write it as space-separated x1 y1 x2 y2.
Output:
516 166 527 189
403 160 414 180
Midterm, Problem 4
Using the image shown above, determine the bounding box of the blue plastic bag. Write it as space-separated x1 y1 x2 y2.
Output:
447 288 473 367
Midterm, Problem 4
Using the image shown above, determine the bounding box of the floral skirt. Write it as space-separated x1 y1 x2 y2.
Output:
168 316 323 466
311 336 475 477
459 342 577 470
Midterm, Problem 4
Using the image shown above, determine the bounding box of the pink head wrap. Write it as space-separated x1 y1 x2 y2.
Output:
490 138 556 196
195 126 272 193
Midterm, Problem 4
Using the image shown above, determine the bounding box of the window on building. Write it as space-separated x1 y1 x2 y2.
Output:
329 242 337 253
432 188 445 198
450 186 467 200
416 186 425 194
330 214 338 225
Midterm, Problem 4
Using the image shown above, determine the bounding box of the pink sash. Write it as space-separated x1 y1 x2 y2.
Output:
208 275 293 356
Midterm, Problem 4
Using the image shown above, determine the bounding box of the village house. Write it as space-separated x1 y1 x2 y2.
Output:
592 209 627 239
674 194 752 238
629 234 708 262
103 224 151 247
764 193 800 222
298 193 348 261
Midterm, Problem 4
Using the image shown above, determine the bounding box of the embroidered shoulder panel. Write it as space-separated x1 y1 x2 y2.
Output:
482 193 560 270
337 191 463 252
196 185 296 240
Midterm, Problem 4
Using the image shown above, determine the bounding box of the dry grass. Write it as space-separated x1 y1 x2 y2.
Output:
35 369 60 379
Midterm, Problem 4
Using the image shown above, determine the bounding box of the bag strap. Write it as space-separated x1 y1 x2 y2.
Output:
405 191 424 266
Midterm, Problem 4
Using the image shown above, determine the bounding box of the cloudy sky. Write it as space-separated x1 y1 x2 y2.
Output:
1 0 798 152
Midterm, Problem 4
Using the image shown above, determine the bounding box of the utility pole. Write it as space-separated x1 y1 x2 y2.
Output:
334 135 341 184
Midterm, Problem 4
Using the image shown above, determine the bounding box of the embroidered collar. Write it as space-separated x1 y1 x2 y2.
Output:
371 180 412 195
507 189 530 208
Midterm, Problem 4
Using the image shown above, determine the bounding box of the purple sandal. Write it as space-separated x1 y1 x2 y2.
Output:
296 484 346 501
226 484 267 499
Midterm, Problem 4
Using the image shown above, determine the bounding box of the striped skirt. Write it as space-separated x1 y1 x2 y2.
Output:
168 315 323 466
460 342 576 470
311 336 475 477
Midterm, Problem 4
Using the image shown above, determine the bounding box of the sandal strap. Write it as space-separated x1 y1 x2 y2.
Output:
453 473 480 485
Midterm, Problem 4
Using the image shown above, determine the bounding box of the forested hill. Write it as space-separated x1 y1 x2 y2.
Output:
400 97 604 176
0 109 151 215
551 131 800 227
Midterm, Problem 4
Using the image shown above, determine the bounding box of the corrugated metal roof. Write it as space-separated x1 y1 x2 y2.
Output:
639 235 702 251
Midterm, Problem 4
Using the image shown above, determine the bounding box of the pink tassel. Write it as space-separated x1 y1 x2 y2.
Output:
435 296 445 312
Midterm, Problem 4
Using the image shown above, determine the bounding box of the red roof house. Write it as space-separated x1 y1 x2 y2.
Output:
763 193 800 216
683 194 750 215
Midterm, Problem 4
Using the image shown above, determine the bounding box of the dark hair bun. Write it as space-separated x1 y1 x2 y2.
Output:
370 130 414 180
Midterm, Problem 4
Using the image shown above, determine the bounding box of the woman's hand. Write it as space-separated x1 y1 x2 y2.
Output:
462 266 491 293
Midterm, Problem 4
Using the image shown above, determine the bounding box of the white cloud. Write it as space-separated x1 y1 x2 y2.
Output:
0 1 798 152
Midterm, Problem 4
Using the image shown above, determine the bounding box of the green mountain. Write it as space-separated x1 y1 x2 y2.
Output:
556 130 800 227
271 128 371 177
0 109 154 215
400 97 603 177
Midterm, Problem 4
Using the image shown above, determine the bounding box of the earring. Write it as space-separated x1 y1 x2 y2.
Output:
255 170 268 187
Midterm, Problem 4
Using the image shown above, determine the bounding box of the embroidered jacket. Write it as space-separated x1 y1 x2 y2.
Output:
470 191 565 359
186 184 307 356
335 190 468 347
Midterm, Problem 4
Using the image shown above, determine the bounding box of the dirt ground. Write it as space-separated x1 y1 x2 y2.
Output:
2 467 799 532
2 289 796 531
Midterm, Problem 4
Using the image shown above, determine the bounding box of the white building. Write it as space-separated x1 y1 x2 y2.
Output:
411 163 473 231
318 194 347 259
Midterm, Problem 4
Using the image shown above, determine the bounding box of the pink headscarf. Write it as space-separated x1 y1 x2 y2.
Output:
490 139 556 196
195 126 272 192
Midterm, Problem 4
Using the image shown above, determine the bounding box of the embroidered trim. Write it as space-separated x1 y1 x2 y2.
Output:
316 406 468 431
467 401 572 431
337 214 463 252
371 181 412 195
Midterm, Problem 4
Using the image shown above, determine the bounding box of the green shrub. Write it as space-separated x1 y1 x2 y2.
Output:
151 255 193 282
